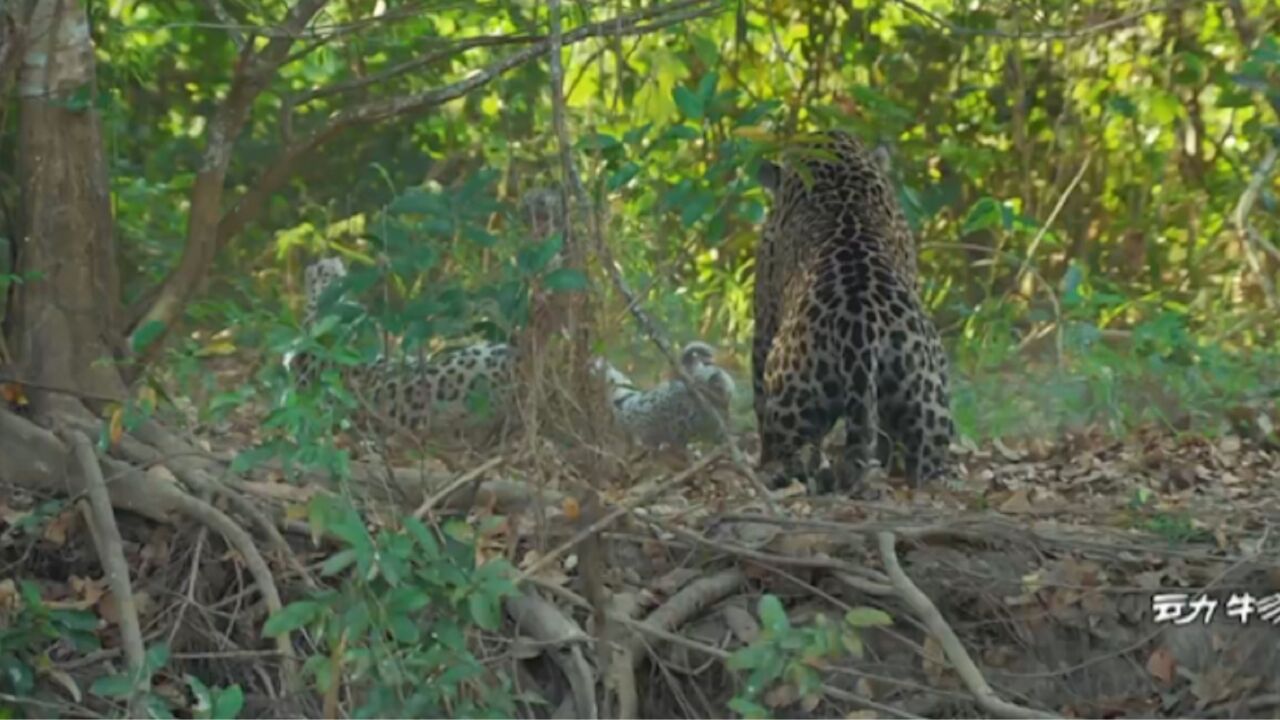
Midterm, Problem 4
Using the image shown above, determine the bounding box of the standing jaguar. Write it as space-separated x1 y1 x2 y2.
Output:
752 130 954 490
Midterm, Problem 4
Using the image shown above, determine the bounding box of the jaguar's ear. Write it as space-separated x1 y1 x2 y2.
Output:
870 145 893 174
757 160 782 193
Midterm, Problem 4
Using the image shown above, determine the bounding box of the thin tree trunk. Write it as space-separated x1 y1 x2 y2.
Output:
8 0 125 415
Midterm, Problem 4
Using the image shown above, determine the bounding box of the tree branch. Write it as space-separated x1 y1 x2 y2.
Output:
291 33 541 107
126 0 331 363
215 0 717 248
891 0 1194 41
1232 144 1280 309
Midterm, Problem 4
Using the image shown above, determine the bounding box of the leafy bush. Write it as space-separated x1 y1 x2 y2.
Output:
264 496 519 718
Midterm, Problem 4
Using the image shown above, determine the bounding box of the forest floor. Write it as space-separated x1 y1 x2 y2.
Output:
4 356 1280 718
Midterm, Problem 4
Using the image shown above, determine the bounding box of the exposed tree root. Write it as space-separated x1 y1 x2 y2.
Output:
506 591 597 719
71 432 148 715
877 531 1057 720
622 568 746 668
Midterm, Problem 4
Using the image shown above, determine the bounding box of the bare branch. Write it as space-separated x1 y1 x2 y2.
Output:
1233 145 1280 309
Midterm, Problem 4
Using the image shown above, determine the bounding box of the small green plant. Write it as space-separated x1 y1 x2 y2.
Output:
1127 491 1212 544
88 642 244 718
263 495 520 718
726 595 892 719
0 581 100 713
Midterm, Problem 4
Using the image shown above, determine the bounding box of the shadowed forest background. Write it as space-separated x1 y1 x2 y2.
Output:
1 0 1279 717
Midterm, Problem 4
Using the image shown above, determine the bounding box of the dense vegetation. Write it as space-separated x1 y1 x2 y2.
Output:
30 0 1273 436
1 0 1278 717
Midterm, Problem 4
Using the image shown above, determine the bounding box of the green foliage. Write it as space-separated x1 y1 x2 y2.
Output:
0 582 101 710
726 595 890 718
950 261 1280 440
264 495 519 718
1125 489 1215 544
70 0 1278 449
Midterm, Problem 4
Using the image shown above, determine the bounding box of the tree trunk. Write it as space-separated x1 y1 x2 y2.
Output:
8 0 125 415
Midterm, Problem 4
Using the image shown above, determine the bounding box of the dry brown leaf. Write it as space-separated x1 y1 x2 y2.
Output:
763 682 797 709
998 488 1035 514
0 579 17 611
1135 570 1166 590
97 591 121 625
1145 645 1177 685
107 406 125 447
69 576 106 608
42 667 82 703
140 528 172 567
922 634 949 684
993 437 1023 461
42 509 76 547
722 605 760 644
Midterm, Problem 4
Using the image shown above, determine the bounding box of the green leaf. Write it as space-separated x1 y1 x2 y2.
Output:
467 591 503 631
145 692 176 719
697 72 719 102
144 643 171 673
726 642 769 670
263 601 322 637
50 608 99 632
320 548 359 577
757 594 789 634
90 673 136 698
186 675 212 718
728 697 770 719
389 613 422 644
210 684 245 719
673 86 705 120
607 162 641 191
961 197 1002 234
542 268 588 293
579 133 620 151
517 234 564 273
403 517 442 558
844 607 893 628
841 629 865 658
388 188 438 215
680 193 714 228
1106 95 1137 118
131 320 167 354
0 657 34 696
229 444 279 474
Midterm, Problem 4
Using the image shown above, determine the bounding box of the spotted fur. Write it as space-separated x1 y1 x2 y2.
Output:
595 342 736 448
753 130 954 489
287 257 517 443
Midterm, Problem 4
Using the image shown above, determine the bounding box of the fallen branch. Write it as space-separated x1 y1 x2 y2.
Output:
622 567 746 668
506 591 597 719
515 449 722 582
663 523 892 589
876 531 1056 720
411 455 503 520
71 433 148 715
